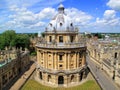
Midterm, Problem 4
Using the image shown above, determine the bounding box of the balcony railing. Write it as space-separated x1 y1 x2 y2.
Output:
36 42 86 49
36 63 86 74
45 27 79 33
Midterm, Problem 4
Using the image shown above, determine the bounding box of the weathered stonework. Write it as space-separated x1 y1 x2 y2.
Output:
35 4 87 87
0 48 30 90
87 37 120 86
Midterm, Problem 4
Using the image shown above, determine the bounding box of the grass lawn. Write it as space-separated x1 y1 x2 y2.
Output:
21 80 101 90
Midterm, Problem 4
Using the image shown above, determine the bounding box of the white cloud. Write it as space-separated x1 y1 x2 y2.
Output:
5 0 65 9
65 8 93 25
4 6 57 30
5 5 93 32
92 9 120 32
5 0 45 8
104 10 116 19
107 0 120 10
37 7 57 20
96 10 120 26
1 0 120 33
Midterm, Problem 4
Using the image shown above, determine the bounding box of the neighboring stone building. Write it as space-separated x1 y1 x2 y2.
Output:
30 37 38 50
35 4 87 87
0 48 30 90
87 37 120 86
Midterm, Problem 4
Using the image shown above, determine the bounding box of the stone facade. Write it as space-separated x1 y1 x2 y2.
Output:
0 48 30 90
87 37 120 85
35 4 87 87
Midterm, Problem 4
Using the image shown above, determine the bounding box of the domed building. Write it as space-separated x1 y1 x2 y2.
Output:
35 4 87 87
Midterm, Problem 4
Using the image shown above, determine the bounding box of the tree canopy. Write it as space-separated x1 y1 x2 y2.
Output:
0 30 30 50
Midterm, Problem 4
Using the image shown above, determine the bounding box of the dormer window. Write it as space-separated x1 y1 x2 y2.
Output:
59 36 63 43
60 23 62 26
50 23 52 27
49 36 52 42
70 23 73 27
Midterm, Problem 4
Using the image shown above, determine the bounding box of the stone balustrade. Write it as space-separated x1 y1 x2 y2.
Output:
36 42 86 49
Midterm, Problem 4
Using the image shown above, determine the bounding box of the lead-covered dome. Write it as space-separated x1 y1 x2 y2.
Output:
46 4 76 32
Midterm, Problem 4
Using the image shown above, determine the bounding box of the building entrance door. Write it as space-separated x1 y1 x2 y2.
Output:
58 76 64 84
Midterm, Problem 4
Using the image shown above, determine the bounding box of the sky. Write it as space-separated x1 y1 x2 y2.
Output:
0 0 120 33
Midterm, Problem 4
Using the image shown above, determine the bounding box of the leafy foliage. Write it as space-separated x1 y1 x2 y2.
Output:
92 33 105 39
0 30 30 50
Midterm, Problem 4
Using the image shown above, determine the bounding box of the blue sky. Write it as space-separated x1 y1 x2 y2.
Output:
0 0 120 33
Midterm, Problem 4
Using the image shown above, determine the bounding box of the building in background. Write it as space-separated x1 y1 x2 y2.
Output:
87 36 120 86
0 47 30 90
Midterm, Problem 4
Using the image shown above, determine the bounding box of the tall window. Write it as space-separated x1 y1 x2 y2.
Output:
39 72 42 80
59 55 63 61
48 75 51 82
59 36 63 43
41 53 43 58
70 36 74 42
114 52 117 58
71 75 74 82
79 52 82 58
49 36 52 42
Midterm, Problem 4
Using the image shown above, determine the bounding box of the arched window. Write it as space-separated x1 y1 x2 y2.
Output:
70 23 73 27
48 75 51 82
60 23 62 26
58 76 64 84
79 72 83 81
49 36 52 42
49 23 52 27
115 52 117 58
39 72 42 80
71 75 74 82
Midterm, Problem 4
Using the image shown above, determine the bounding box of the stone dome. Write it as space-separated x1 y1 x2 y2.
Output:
46 4 75 32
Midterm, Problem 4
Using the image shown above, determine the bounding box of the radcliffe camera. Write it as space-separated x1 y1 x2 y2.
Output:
0 0 120 90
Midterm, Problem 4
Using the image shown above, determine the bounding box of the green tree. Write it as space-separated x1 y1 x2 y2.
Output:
14 34 30 49
0 30 16 49
93 33 105 39
0 30 30 50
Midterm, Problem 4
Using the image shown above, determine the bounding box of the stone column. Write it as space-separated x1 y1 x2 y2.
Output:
66 53 68 69
56 53 58 69
82 54 85 66
67 75 70 86
64 53 67 69
68 53 70 70
55 75 58 86
77 52 79 67
76 74 79 82
45 52 48 68
52 75 56 85
74 53 77 69
43 52 45 68
52 53 54 69
37 50 40 64
64 75 67 86
55 53 57 70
